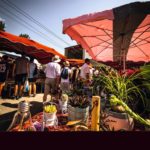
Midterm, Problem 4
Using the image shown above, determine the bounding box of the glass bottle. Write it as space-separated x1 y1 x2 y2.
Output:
7 100 35 131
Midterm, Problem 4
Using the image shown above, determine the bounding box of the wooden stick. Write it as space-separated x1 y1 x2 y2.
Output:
91 96 100 131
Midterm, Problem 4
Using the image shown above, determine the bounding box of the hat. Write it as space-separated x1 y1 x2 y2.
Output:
52 55 61 63
63 61 70 66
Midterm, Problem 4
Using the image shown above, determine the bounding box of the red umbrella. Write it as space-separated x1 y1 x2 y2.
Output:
63 2 150 70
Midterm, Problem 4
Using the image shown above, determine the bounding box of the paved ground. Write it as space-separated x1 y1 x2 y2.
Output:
0 94 52 131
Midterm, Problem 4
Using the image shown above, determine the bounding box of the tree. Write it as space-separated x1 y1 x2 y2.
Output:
19 34 30 39
0 20 6 31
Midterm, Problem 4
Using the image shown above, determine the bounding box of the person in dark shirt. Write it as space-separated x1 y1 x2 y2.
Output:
70 64 80 89
12 53 29 99
28 57 37 97
0 55 9 98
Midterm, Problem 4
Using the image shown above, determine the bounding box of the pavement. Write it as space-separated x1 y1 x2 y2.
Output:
0 94 52 131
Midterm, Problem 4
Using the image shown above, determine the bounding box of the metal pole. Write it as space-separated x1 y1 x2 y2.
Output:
123 50 126 72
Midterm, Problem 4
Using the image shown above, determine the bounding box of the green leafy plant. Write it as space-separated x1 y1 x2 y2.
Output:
138 64 150 113
69 95 90 108
93 66 145 108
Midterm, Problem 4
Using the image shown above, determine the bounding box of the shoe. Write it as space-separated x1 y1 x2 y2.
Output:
19 96 22 99
16 96 20 100
28 95 32 98
33 94 36 97
12 95 16 99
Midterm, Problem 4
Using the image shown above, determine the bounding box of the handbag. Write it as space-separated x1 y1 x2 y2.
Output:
24 80 29 92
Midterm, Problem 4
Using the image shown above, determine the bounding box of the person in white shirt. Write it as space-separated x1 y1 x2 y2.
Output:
80 58 91 79
80 58 93 87
43 55 61 102
60 61 71 94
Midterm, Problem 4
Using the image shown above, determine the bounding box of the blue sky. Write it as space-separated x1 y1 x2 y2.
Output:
0 0 149 55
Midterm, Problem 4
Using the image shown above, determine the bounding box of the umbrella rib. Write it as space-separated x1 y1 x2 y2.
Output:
102 28 113 39
130 25 150 45
90 44 112 49
134 29 150 34
131 35 150 47
112 24 150 45
94 44 111 59
123 23 150 36
130 41 150 48
83 35 112 46
82 35 112 49
82 23 113 39
95 36 112 45
132 41 150 58
83 34 112 37
133 23 150 32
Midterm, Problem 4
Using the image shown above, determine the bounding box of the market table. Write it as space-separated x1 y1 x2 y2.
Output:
11 112 70 131
11 112 91 132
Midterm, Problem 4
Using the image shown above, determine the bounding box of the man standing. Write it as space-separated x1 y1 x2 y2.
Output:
12 53 29 99
60 61 71 94
80 58 92 82
43 55 61 102
80 58 93 97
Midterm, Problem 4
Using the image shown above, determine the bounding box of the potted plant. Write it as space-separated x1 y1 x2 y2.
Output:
68 95 91 125
109 95 150 131
93 66 145 131
43 102 58 127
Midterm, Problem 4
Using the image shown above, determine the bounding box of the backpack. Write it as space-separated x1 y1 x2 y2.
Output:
61 68 69 79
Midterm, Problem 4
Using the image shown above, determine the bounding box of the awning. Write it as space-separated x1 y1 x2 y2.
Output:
63 2 150 63
0 31 66 64
66 58 84 65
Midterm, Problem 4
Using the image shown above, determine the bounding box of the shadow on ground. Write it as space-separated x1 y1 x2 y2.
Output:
1 103 18 109
0 101 43 131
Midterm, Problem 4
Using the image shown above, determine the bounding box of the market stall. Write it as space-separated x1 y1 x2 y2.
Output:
0 31 66 64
